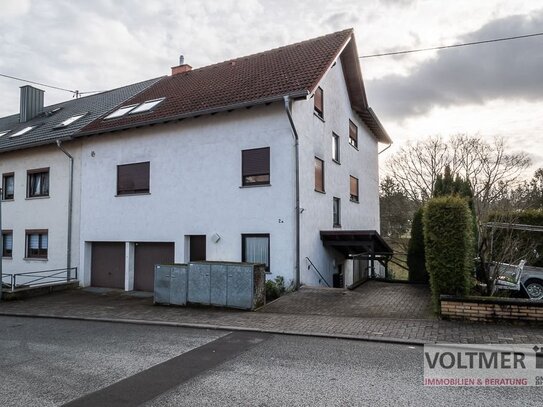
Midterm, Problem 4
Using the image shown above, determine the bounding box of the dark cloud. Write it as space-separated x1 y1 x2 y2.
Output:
366 10 543 120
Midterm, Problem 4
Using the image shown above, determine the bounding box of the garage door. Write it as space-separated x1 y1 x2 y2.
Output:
134 242 175 292
91 242 125 289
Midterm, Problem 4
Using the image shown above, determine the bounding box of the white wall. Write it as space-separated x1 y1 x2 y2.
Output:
79 103 297 287
293 57 380 287
0 142 82 284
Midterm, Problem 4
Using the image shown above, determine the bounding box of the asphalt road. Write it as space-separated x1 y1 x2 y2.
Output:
0 316 541 406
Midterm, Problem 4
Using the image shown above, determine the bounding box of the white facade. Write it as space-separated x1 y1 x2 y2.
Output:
293 57 380 286
0 143 82 283
78 104 298 287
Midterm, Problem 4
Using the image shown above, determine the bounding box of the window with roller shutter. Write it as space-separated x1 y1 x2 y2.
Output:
314 87 324 118
349 120 358 149
117 162 150 195
315 157 325 193
350 175 359 202
26 229 48 259
241 147 270 186
2 230 13 257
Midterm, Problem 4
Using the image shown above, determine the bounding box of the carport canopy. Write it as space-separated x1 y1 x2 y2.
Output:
320 230 393 258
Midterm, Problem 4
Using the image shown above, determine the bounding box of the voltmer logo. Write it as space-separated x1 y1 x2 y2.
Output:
424 344 542 386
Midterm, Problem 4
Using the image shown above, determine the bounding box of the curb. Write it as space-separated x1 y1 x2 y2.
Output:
0 311 429 346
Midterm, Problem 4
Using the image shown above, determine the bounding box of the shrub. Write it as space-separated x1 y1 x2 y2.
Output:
265 276 286 302
407 207 428 283
424 196 475 311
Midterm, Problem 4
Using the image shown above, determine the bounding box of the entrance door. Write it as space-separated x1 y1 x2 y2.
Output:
189 235 206 261
91 242 125 289
134 242 175 291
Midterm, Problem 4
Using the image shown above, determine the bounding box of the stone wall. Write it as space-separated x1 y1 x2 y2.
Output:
441 295 543 323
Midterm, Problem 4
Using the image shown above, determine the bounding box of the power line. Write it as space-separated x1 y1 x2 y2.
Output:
360 31 543 59
0 73 105 98
0 72 76 94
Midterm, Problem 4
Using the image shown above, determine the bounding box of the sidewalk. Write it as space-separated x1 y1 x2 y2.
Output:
0 288 542 345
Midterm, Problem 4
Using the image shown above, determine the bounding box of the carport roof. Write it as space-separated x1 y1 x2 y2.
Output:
320 230 393 257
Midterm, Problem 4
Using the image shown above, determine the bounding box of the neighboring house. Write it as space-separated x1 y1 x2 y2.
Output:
0 28 392 292
0 78 161 286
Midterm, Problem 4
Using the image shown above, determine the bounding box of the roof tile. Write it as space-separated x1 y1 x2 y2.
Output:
81 29 354 134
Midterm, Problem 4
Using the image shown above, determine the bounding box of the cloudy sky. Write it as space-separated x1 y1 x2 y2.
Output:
1 0 542 171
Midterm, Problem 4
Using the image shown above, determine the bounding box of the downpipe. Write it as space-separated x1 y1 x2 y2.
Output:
283 96 301 289
56 140 74 280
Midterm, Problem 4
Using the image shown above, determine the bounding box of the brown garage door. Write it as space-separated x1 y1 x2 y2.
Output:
134 242 175 292
91 242 125 289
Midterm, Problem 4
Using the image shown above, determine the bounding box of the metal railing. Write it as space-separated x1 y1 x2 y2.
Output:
1 267 78 293
305 257 331 287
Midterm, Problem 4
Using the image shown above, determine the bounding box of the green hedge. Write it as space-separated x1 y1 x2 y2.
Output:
407 207 428 283
424 196 475 311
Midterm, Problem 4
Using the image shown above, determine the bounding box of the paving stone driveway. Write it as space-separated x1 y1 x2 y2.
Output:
260 281 434 320
0 284 542 344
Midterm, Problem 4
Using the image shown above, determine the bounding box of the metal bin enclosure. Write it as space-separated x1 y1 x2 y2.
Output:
154 264 188 306
154 261 265 310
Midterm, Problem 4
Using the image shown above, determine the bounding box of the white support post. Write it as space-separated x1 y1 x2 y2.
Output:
125 242 135 291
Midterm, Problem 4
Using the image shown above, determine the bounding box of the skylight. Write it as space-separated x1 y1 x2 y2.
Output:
128 98 165 115
54 113 87 129
104 104 139 119
0 130 10 137
9 126 35 138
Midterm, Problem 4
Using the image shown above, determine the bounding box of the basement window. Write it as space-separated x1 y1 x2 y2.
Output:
0 130 10 137
129 98 165 115
104 104 139 119
9 126 35 138
54 113 87 129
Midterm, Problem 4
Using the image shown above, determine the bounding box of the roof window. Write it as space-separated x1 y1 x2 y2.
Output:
128 98 165 115
54 113 87 129
104 104 139 119
9 126 35 138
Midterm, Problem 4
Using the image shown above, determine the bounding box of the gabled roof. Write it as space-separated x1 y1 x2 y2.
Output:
80 29 391 144
0 77 162 154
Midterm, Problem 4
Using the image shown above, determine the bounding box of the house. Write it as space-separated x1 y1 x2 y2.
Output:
0 29 392 293
0 78 161 287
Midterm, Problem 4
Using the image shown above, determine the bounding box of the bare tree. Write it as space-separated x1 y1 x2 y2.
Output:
386 134 531 218
386 136 450 203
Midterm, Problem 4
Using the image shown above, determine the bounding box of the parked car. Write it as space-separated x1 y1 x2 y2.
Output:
493 261 543 300
520 265 543 300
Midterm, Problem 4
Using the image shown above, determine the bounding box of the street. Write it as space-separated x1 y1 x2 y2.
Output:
0 316 541 406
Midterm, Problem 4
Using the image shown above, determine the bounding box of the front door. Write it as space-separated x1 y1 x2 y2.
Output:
189 235 206 261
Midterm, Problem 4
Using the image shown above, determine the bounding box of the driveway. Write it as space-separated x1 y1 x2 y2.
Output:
259 280 434 320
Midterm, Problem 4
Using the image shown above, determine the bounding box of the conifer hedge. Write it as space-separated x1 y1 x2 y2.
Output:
423 196 475 310
407 207 428 283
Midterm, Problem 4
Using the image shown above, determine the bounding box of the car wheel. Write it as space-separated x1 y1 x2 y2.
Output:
525 279 543 300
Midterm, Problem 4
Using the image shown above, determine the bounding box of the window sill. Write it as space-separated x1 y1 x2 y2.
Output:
314 189 326 194
350 198 360 204
1 199 14 202
26 196 50 200
314 112 325 123
239 184 271 189
2 256 13 260
115 192 151 197
23 257 48 261
333 224 342 228
332 159 341 165
349 143 359 151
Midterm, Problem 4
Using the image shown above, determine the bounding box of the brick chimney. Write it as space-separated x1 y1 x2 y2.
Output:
171 55 192 75
20 85 44 123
